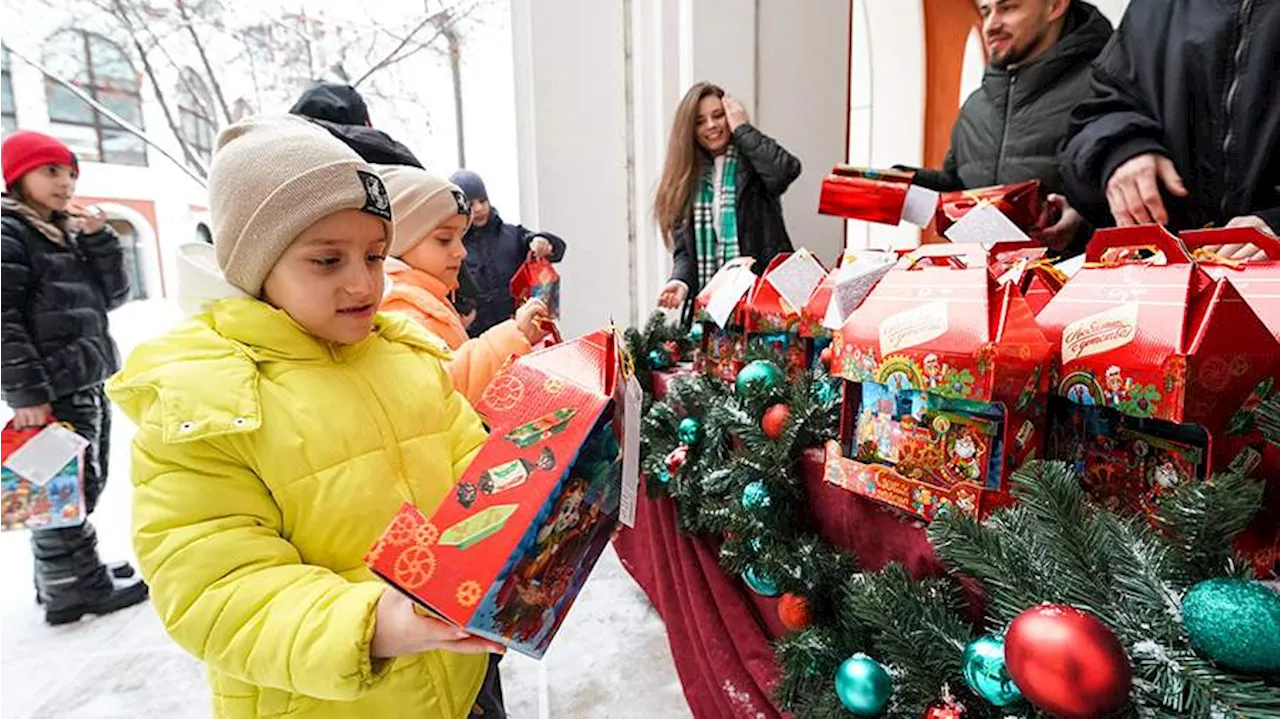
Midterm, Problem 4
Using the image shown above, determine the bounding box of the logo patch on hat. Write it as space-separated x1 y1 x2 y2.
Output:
451 188 470 217
358 170 393 220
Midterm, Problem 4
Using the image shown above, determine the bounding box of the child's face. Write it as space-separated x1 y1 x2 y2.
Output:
19 164 78 215
400 215 469 289
262 209 388 345
469 197 491 228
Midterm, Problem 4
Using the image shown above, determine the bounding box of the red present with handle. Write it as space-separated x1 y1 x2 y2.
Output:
936 181 1043 237
1180 226 1280 341
510 252 560 320
2 421 88 531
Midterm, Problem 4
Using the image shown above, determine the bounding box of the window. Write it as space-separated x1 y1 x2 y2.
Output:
177 68 215 166
2 46 16 136
42 30 147 166
107 218 148 301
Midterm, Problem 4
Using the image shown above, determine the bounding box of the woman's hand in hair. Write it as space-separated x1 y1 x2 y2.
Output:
723 95 750 131
657 280 689 309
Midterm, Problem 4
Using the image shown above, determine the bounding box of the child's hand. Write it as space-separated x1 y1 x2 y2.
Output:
515 299 551 344
12 404 53 429
370 589 504 658
68 204 107 235
530 236 554 259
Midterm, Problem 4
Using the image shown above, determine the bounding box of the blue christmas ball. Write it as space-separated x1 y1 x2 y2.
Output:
741 480 772 510
677 417 703 445
688 323 704 343
1183 578 1280 673
735 360 783 398
962 634 1022 707
648 348 671 370
742 566 778 597
834 653 892 716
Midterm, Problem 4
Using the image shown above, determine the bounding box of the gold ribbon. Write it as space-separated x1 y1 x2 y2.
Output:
1191 247 1246 269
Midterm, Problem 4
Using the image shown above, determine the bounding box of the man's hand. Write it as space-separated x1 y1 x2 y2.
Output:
656 280 689 310
722 95 750 131
1201 216 1279 262
1105 153 1188 226
1039 193 1084 252
530 236 554 260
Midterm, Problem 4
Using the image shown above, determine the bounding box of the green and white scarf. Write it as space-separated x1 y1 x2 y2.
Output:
693 145 739 288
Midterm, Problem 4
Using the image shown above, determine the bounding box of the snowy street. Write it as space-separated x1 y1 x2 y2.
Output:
1 300 691 719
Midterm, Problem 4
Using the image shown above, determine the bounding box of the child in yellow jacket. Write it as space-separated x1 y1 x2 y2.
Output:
106 115 505 719
377 165 550 405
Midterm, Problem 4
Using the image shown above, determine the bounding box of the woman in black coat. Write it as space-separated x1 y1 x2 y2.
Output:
653 82 801 315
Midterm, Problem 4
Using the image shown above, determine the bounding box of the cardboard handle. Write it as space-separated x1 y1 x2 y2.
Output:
1084 226 1192 264
900 243 989 270
1180 227 1280 260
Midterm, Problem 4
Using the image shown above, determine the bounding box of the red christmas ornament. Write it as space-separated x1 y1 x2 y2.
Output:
761 403 792 440
777 592 811 632
922 700 965 719
666 445 689 474
1005 604 1132 719
662 340 681 362
819 346 834 369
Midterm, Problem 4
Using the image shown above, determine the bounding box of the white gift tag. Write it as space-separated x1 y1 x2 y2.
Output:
901 184 940 228
943 202 1030 244
1054 254 1086 278
765 249 826 315
706 266 756 329
2 424 88 487
618 373 643 528
824 251 897 330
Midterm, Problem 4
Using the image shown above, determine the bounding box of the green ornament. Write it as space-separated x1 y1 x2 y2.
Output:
688 323 704 343
648 348 671 370
677 417 703 445
1183 578 1280 673
743 566 778 597
735 360 783 398
962 634 1022 707
741 480 771 510
834 653 892 716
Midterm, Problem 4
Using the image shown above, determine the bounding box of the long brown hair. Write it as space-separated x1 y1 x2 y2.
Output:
653 82 724 248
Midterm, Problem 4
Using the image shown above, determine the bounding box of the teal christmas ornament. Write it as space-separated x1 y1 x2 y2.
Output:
655 467 672 484
688 323 704 343
962 635 1022 707
677 417 703 445
735 360 783 398
1183 578 1280 673
743 566 778 597
814 378 841 405
834 653 892 716
741 480 772 510
648 348 671 370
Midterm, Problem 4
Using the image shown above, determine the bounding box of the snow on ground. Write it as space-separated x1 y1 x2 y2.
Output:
1 299 689 719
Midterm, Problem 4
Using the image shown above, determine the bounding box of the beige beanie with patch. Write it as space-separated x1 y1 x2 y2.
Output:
208 114 394 296
376 165 471 258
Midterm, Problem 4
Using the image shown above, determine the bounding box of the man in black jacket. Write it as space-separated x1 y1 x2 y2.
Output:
908 0 1112 255
1060 0 1279 238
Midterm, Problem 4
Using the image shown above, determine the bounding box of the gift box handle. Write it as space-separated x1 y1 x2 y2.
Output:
1084 226 1192 265
899 242 989 270
1179 227 1280 262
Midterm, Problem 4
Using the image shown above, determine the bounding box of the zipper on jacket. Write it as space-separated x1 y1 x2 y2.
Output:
329 345 414 501
994 72 1018 185
1219 0 1254 217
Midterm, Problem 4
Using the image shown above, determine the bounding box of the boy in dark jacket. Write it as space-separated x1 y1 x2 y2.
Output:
1 131 147 624
450 170 566 337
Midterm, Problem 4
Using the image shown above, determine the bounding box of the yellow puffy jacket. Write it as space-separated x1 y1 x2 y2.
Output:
106 297 489 718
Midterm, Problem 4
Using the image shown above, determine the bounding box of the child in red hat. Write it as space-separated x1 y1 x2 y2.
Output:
2 130 147 624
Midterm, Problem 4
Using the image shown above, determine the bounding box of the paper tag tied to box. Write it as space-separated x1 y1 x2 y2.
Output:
2 424 89 487
705 259 757 328
823 250 898 331
766 248 826 315
943 201 1030 244
618 372 643 528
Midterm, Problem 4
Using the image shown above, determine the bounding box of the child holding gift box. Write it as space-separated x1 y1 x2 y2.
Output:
377 165 551 405
107 115 507 718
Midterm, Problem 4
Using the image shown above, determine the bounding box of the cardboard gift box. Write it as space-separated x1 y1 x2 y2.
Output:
935 181 1042 237
743 249 828 375
510 256 561 320
1181 226 1280 341
824 244 1053 521
2 422 88 532
1036 227 1280 573
800 249 900 370
366 329 637 658
692 257 758 382
818 165 937 227
987 241 1067 315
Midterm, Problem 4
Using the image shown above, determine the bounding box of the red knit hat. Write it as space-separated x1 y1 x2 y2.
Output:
2 131 78 189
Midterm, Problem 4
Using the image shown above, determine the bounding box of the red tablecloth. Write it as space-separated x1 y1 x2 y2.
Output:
613 450 951 718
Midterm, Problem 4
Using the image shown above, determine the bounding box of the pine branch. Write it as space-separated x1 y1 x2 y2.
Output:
1152 464 1265 585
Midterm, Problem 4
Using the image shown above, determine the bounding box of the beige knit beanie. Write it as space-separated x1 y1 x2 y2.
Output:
377 165 471 258
208 114 395 296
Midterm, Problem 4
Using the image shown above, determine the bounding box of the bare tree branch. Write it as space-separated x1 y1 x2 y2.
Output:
175 0 232 123
352 9 450 87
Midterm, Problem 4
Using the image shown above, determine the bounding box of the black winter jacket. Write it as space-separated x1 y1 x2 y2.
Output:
910 2 1112 195
670 123 801 295
463 209 566 337
2 208 130 407
1060 0 1280 233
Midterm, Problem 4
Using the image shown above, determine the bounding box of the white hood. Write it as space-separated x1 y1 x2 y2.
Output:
175 242 251 316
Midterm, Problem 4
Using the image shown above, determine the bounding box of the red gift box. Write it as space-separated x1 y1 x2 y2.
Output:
2 422 87 532
1181 226 1280 341
1036 227 1280 574
743 250 829 375
818 166 917 225
825 244 1053 521
366 329 631 657
987 241 1067 315
693 258 757 382
935 181 1042 237
510 255 560 319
